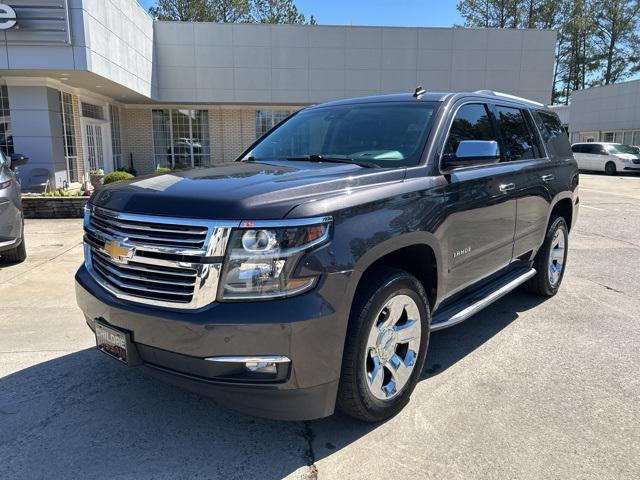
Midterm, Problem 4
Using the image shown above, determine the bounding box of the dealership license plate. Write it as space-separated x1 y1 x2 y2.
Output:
95 321 129 364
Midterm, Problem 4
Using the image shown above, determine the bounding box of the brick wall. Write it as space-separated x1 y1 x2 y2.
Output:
122 106 302 171
22 196 89 218
121 109 154 175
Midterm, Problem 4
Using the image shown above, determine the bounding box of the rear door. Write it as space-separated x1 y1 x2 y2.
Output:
571 144 589 169
492 105 552 260
587 144 608 171
438 102 517 297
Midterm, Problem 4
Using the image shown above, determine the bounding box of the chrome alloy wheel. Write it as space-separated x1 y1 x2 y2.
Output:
364 294 421 400
548 228 566 286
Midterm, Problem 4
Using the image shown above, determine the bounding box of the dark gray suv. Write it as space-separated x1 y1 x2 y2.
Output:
0 151 28 264
76 90 578 422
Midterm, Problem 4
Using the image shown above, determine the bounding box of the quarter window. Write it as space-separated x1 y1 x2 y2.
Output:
494 106 539 161
534 110 572 158
443 103 497 157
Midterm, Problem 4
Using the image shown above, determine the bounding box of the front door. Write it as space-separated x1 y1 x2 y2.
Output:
439 102 517 297
82 119 113 174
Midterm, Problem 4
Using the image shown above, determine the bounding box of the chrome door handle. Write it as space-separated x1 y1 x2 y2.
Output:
541 174 555 182
499 183 515 193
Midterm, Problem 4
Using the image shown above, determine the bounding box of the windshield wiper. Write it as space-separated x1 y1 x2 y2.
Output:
284 155 381 169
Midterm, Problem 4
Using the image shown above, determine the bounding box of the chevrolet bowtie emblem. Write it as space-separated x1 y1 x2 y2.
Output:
104 239 135 263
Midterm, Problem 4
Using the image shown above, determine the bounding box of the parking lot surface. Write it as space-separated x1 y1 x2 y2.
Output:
1 173 639 479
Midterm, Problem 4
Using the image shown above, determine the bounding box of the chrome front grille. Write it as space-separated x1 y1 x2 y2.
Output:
83 205 238 309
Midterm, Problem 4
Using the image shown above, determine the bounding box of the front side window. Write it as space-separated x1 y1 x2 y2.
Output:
443 103 496 157
494 106 540 161
152 109 211 169
246 102 438 168
606 144 637 154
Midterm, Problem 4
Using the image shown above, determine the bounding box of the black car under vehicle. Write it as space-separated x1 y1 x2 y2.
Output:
76 90 578 422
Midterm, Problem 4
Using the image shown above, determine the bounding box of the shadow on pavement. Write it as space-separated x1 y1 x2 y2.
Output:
0 291 546 479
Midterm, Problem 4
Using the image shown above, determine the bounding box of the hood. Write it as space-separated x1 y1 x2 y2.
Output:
91 161 405 220
613 153 638 160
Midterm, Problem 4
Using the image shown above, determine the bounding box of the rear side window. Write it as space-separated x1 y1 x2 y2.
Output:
534 110 573 159
571 144 583 153
494 106 541 161
443 103 497 156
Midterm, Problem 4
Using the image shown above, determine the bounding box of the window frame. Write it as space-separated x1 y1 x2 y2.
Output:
437 100 503 172
151 108 211 169
492 104 546 162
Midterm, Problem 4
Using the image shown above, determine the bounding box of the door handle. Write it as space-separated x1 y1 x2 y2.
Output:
499 183 515 193
541 174 555 182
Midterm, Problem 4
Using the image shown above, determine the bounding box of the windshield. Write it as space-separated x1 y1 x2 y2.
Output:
606 144 637 154
243 102 439 168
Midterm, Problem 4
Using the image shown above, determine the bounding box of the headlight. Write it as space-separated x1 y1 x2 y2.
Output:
219 217 332 300
0 179 11 190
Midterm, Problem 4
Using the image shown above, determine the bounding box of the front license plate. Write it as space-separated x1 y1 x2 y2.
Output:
95 322 129 364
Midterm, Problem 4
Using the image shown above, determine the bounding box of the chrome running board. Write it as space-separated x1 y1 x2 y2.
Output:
431 267 536 332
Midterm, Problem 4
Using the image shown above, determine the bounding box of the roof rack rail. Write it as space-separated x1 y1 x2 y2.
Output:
413 86 426 98
472 90 544 107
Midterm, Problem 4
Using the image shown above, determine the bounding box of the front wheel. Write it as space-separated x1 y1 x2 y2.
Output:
337 267 430 422
1 238 26 264
525 216 568 296
605 161 617 175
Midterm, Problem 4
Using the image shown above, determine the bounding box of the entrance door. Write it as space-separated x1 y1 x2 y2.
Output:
82 119 112 174
85 123 104 171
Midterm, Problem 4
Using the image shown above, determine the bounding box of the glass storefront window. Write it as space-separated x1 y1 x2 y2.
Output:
152 109 211 169
109 105 123 170
60 92 79 183
0 84 14 157
255 110 292 139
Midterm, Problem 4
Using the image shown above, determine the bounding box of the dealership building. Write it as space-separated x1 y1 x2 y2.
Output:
0 0 556 190
569 80 640 146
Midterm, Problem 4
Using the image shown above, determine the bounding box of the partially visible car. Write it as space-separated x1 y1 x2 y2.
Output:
571 142 640 175
0 151 28 264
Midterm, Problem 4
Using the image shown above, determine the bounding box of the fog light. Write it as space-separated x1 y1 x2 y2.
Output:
245 361 278 374
205 355 291 376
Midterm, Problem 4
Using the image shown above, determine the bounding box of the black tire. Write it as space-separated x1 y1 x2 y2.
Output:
605 161 616 175
1 237 26 263
337 267 430 422
525 216 568 296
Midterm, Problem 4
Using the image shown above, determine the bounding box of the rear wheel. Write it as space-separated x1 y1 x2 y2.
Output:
525 216 568 296
605 161 617 175
337 267 430 422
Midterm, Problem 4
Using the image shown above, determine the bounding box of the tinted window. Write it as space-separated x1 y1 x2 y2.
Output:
571 144 583 153
534 110 573 158
443 103 496 156
587 144 605 154
495 106 539 161
245 102 438 168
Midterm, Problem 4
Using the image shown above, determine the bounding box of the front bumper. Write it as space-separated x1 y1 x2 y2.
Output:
75 265 353 420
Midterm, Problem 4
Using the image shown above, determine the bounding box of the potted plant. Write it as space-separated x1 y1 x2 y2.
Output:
89 168 105 190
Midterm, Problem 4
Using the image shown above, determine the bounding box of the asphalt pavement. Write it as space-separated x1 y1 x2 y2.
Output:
0 173 638 479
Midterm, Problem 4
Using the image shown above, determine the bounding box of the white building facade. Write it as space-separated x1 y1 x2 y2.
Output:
0 0 557 189
569 80 640 146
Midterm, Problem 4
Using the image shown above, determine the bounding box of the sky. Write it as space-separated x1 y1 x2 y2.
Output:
137 0 465 27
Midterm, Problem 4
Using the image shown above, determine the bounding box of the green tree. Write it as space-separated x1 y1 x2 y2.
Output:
148 0 210 21
591 0 640 84
148 0 314 24
251 0 315 24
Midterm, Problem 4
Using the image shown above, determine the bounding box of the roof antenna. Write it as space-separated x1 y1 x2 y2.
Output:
413 85 426 97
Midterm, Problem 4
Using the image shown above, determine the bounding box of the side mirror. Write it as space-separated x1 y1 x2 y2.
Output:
10 153 28 167
443 140 500 169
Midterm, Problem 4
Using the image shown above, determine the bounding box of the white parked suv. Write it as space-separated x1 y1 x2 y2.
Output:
571 142 640 175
